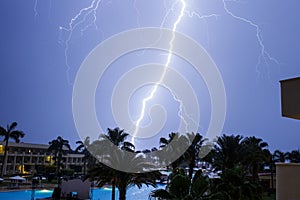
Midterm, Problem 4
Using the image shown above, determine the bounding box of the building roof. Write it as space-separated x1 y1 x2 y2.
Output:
280 76 300 83
0 141 49 149
0 141 85 157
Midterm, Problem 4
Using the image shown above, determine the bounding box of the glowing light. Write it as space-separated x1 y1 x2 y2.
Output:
0 145 4 154
103 187 113 191
45 155 51 162
36 189 53 194
132 0 186 142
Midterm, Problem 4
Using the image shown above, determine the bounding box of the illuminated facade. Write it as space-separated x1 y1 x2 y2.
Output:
0 142 84 175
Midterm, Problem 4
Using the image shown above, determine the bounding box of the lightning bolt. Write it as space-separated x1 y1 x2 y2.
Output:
58 0 102 85
185 10 219 47
34 0 38 17
48 0 53 21
131 0 187 143
132 0 280 144
131 1 219 145
34 0 53 21
31 0 279 143
221 0 280 80
133 0 141 28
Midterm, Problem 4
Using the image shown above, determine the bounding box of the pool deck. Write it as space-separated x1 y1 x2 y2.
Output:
0 183 55 192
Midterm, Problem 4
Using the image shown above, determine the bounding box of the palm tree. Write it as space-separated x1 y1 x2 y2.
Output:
242 136 269 182
86 152 161 200
48 136 71 181
159 132 184 169
90 128 136 200
217 166 262 200
101 127 135 152
273 150 288 163
0 122 25 176
261 149 274 191
150 168 225 200
75 137 96 175
159 132 178 148
184 133 206 179
286 149 300 163
211 134 244 170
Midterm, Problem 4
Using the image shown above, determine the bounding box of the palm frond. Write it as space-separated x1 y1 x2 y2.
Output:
150 189 173 199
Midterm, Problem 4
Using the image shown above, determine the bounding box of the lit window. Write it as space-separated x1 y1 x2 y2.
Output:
0 145 4 154
45 156 51 162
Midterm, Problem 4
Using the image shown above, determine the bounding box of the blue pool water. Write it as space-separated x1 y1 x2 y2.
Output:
0 184 165 200
0 189 53 200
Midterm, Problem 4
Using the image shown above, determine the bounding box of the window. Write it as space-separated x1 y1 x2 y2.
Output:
0 145 4 154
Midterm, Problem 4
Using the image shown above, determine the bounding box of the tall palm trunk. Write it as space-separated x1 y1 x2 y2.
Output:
56 152 62 187
1 139 9 176
119 185 127 200
111 179 116 200
57 155 61 175
252 161 259 182
188 155 196 180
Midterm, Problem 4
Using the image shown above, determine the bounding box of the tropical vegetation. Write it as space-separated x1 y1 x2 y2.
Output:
0 122 25 177
150 168 226 200
47 136 71 183
2 123 300 200
85 128 161 200
75 136 96 175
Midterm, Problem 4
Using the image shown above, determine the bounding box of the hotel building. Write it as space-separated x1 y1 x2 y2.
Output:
0 141 84 175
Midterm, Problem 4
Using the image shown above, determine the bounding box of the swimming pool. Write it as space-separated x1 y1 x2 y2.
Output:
0 189 53 200
0 184 165 200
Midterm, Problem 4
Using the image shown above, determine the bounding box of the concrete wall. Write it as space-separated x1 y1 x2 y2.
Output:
276 163 300 200
61 179 91 199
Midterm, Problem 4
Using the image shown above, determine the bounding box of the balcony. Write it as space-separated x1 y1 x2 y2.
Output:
280 77 300 120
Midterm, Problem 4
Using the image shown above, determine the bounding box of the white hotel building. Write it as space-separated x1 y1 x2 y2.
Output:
0 141 84 175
